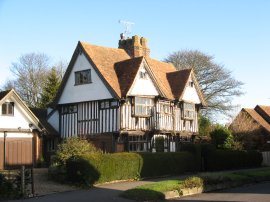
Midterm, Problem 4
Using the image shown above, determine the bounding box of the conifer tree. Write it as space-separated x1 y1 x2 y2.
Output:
39 68 61 108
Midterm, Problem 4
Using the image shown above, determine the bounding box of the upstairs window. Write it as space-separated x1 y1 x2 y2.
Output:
139 70 148 79
134 97 154 117
2 102 14 116
62 105 77 114
182 102 195 120
188 81 194 87
75 69 91 85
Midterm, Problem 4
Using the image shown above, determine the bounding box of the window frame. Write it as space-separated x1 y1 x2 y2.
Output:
62 104 78 114
133 97 154 117
75 69 92 85
1 102 14 116
182 102 195 120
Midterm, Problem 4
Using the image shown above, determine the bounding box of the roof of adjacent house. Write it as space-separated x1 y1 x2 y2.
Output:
30 108 59 136
0 89 43 132
243 108 270 133
257 105 270 117
0 89 11 100
55 40 206 105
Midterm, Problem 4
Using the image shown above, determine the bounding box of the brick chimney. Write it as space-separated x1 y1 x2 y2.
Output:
118 34 150 58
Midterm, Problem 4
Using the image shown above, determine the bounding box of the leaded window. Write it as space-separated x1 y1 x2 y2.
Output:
182 102 195 119
75 69 91 85
134 97 154 117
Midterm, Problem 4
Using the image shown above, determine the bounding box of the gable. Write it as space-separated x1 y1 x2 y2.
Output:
0 90 41 131
58 52 114 104
127 62 159 96
181 75 201 104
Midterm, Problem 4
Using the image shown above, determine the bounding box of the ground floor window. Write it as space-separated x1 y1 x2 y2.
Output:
128 135 149 152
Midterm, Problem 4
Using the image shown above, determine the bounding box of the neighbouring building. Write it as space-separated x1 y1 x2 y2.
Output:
48 35 206 152
0 89 44 169
230 105 270 150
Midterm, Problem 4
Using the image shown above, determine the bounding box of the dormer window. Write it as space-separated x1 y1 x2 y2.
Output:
2 102 14 116
139 70 148 79
75 69 91 85
188 81 194 87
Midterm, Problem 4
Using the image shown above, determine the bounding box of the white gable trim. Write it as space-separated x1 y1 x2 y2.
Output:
181 75 201 104
127 60 160 96
58 52 114 104
0 90 42 131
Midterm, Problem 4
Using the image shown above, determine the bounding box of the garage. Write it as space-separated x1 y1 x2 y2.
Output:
0 132 34 170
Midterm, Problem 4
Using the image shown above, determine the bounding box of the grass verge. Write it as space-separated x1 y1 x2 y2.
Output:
120 167 270 201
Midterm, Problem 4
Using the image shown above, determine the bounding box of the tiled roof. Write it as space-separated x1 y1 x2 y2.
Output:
55 41 206 105
145 58 176 99
167 69 191 100
30 108 59 136
0 89 11 100
80 42 130 98
257 105 270 117
243 108 270 133
114 57 144 97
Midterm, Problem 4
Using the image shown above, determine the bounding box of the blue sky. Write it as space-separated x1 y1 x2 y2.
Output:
0 0 269 121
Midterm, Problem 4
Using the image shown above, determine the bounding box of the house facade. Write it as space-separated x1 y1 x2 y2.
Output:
49 35 206 152
230 105 270 150
0 89 43 169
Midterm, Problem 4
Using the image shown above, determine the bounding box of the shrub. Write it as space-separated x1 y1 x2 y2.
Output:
0 173 18 199
55 137 101 164
204 150 262 171
139 152 195 178
66 153 142 186
181 176 203 189
180 144 202 171
210 125 233 149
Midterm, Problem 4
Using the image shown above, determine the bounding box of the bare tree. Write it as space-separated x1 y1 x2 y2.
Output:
164 50 243 119
9 53 50 107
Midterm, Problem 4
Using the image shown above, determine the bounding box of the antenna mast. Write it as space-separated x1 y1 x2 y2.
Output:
119 20 135 39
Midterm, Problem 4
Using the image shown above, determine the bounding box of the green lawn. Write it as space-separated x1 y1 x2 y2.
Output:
121 167 270 201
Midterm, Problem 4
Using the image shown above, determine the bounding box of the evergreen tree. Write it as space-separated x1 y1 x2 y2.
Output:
39 68 61 108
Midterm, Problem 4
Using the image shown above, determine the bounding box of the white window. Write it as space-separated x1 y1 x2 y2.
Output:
2 102 14 116
134 97 154 117
188 81 194 87
128 135 149 152
75 69 91 85
182 103 195 119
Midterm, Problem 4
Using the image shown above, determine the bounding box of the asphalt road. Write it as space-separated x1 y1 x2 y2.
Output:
173 182 270 202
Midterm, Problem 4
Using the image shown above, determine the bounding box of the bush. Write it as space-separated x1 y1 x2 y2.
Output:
139 152 195 178
66 153 142 186
0 173 18 199
210 125 233 149
55 137 101 164
204 150 262 171
180 144 202 171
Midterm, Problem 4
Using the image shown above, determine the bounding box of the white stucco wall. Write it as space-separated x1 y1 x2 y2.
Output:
182 76 201 104
0 98 34 130
47 110 59 132
127 64 159 96
59 53 113 104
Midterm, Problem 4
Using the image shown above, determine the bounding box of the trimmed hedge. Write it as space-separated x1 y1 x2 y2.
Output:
204 150 262 171
66 153 142 185
64 144 263 186
139 152 195 178
66 152 195 186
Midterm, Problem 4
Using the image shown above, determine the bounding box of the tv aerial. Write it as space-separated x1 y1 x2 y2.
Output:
119 20 135 39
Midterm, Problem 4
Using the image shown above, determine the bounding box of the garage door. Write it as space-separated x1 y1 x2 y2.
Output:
0 135 33 170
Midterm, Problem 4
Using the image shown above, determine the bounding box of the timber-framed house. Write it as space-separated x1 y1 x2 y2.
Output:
48 35 206 152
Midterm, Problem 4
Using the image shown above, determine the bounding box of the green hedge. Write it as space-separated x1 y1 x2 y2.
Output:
66 152 194 186
139 152 195 178
204 150 262 171
66 153 142 185
0 173 17 199
65 144 263 186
